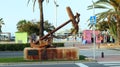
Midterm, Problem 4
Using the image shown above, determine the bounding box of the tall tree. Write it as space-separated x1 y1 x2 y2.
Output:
0 18 4 33
38 0 44 38
88 0 120 45
27 0 79 39
17 20 28 31
17 19 55 35
17 19 39 35
27 0 48 38
96 21 109 31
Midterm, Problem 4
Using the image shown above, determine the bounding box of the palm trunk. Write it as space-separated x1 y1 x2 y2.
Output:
116 15 120 45
0 25 2 32
38 0 44 38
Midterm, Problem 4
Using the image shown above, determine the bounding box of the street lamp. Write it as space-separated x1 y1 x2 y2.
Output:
54 0 59 28
54 0 59 36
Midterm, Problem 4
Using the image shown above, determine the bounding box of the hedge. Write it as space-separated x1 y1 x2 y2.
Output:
0 43 64 51
52 42 64 47
0 43 30 51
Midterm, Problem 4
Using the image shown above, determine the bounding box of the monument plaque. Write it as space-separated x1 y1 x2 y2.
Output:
28 50 38 56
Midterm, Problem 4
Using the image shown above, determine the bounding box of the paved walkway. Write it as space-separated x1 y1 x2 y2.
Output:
78 43 120 62
96 55 120 62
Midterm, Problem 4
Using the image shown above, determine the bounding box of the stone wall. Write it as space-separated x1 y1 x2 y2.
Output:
24 47 79 60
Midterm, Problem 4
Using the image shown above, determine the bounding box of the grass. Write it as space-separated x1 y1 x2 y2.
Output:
0 55 87 63
0 57 43 63
0 57 24 63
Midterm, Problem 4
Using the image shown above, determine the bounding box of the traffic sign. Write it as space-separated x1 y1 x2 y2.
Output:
90 16 96 25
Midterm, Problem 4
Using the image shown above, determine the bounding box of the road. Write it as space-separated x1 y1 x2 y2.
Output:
0 46 120 67
1 62 120 67
1 48 120 59
0 51 23 58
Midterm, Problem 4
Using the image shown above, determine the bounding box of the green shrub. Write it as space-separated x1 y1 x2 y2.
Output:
52 42 64 47
79 55 87 60
0 43 30 51
0 43 64 51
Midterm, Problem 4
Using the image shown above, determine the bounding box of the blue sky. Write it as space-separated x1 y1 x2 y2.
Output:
0 0 98 35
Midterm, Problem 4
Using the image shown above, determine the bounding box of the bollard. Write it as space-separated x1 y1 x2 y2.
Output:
101 52 104 58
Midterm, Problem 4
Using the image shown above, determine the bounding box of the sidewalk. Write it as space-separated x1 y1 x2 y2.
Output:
96 55 120 62
78 43 120 62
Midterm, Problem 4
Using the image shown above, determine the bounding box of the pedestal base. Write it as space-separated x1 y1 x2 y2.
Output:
24 47 79 60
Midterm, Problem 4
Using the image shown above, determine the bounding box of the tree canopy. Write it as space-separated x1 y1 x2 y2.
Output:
87 0 120 42
16 19 55 35
0 18 4 32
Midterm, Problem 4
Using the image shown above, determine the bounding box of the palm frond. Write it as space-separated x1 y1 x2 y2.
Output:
88 24 93 29
33 0 36 12
0 18 3 21
109 20 117 39
96 9 114 22
27 0 37 12
0 18 4 24
27 0 30 6
88 9 115 29
110 0 119 7
95 0 110 4
88 0 112 10
88 4 110 10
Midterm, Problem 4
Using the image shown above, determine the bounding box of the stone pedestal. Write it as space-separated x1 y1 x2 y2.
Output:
24 47 79 60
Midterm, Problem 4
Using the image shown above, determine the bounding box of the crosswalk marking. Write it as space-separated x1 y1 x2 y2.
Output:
98 62 120 67
75 63 88 67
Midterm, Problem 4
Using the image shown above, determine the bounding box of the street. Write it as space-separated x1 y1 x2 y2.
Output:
0 45 120 67
0 48 120 58
1 62 120 67
0 51 23 58
1 47 120 60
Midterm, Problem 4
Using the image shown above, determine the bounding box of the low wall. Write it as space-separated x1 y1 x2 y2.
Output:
24 47 79 60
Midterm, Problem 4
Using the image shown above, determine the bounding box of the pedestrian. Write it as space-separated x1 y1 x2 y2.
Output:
31 33 37 43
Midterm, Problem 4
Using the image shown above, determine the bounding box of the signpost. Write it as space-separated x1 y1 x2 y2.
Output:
90 15 96 60
90 0 96 60
90 16 96 25
90 16 96 60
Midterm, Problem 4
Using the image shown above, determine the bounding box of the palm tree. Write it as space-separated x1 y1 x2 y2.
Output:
28 0 80 39
0 18 4 33
96 20 117 39
95 21 109 31
88 0 120 45
28 0 48 38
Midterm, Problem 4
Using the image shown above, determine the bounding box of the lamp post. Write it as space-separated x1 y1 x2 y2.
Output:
54 0 59 28
54 0 59 36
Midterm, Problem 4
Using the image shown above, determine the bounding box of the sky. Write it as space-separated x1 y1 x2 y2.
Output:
0 0 98 35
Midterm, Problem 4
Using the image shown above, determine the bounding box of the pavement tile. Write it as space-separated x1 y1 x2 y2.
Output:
96 55 120 62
